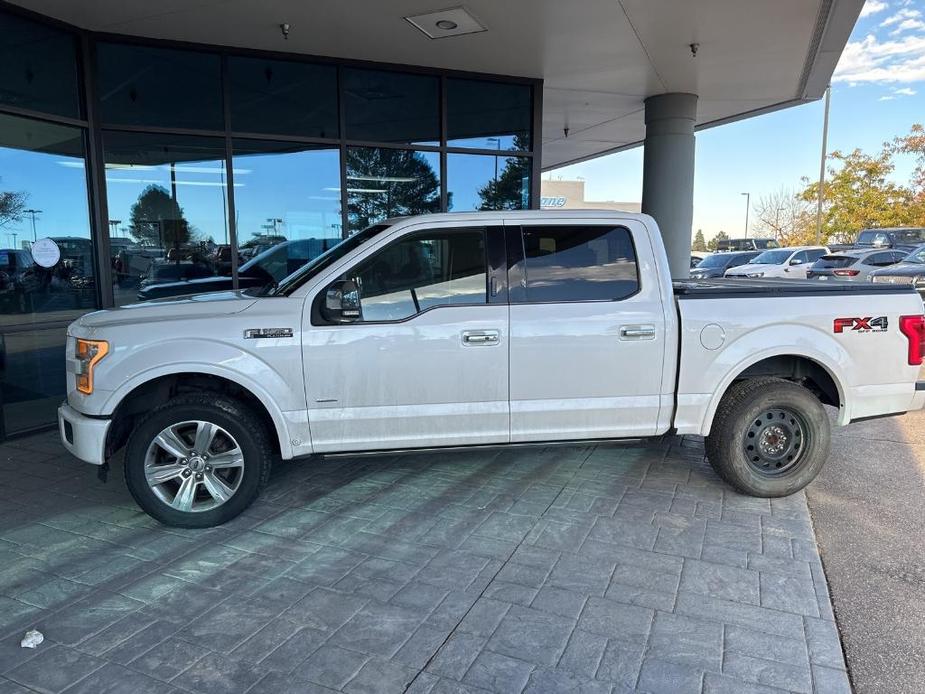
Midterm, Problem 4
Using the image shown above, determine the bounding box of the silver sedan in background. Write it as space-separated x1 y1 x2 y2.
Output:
807 248 906 281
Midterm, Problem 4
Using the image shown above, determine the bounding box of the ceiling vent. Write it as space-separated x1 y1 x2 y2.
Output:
404 7 486 39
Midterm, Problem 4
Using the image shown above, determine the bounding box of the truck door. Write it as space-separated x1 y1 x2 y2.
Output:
507 221 667 440
302 223 510 452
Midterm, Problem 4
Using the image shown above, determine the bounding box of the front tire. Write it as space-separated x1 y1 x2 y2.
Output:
124 394 272 527
705 377 830 497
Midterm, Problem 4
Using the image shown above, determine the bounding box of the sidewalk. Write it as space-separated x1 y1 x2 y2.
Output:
0 431 848 693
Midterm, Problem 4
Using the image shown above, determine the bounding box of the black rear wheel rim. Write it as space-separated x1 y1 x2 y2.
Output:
742 407 809 476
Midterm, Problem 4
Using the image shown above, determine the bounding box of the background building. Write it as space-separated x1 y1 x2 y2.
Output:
540 179 641 213
0 0 863 436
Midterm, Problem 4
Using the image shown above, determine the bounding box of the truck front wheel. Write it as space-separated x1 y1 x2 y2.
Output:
705 377 831 497
123 394 273 527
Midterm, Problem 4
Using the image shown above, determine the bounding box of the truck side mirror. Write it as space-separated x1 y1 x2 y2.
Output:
789 258 803 266
323 279 361 323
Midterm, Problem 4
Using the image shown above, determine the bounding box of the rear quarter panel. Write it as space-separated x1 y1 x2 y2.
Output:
675 290 924 435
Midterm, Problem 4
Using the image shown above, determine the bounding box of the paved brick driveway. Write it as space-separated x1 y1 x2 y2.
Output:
0 432 849 693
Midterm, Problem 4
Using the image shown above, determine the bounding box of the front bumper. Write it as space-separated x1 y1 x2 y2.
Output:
58 403 110 465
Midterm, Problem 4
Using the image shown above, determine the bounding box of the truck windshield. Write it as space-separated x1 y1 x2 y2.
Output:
748 250 791 265
269 224 391 296
903 247 925 264
696 254 735 268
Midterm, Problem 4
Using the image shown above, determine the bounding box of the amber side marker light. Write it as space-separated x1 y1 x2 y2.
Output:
75 339 109 394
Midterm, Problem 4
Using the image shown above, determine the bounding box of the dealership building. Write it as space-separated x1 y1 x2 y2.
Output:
0 0 862 437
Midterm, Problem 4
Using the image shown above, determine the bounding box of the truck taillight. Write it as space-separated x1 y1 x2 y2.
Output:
833 269 860 277
899 315 925 366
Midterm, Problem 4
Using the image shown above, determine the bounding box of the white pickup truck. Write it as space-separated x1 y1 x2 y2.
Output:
58 211 925 527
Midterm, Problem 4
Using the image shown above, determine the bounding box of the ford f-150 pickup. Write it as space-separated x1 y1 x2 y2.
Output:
58 211 925 527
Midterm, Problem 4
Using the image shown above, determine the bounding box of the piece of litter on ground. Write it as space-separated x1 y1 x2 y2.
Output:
20 629 43 649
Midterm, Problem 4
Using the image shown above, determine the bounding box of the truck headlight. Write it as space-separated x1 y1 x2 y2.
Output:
74 338 109 394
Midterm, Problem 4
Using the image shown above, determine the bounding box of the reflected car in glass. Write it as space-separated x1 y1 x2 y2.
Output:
807 248 906 282
869 244 925 299
136 237 338 301
689 251 759 279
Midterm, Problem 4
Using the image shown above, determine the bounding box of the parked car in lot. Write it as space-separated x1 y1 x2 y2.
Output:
807 248 906 282
715 238 780 252
725 246 829 279
855 227 925 251
869 244 925 299
690 250 760 279
690 251 711 268
58 211 925 527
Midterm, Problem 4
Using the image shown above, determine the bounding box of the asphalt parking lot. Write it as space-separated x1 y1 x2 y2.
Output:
0 431 848 694
807 409 925 694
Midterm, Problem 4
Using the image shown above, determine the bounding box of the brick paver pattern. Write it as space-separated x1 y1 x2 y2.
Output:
0 432 850 693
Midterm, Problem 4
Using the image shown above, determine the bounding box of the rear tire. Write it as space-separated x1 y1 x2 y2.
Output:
124 394 272 527
705 377 830 497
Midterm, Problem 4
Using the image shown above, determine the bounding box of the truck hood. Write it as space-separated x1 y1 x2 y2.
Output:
74 290 259 330
725 263 781 275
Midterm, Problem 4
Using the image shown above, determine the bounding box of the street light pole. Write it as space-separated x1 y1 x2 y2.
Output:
23 209 42 242
815 85 831 246
741 193 750 239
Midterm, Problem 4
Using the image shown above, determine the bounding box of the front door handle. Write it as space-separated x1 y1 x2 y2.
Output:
619 325 657 340
462 330 501 345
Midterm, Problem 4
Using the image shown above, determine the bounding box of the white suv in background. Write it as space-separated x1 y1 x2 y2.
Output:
725 246 829 279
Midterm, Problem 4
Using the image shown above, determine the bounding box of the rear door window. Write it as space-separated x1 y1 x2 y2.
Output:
515 225 638 303
866 252 898 267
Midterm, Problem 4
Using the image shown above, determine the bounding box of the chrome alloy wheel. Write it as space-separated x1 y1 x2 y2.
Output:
143 420 244 512
742 408 808 476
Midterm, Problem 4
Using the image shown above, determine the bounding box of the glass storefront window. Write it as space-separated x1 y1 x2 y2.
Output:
447 153 531 211
447 79 532 151
102 131 229 304
228 57 338 139
342 69 439 145
0 12 81 118
0 113 95 435
231 139 341 290
97 43 223 130
346 147 440 233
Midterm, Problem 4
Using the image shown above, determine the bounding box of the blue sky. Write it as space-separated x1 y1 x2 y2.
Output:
550 0 925 241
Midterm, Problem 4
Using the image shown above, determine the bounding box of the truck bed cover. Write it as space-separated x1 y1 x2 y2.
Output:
674 278 918 299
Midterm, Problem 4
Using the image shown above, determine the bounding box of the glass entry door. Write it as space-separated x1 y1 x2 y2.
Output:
0 114 97 436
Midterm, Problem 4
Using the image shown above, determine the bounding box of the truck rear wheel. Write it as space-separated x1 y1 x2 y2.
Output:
123 394 272 527
705 377 830 497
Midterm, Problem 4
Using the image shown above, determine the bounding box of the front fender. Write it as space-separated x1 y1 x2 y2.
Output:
77 337 307 459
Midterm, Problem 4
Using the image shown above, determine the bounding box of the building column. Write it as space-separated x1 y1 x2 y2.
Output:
641 93 698 279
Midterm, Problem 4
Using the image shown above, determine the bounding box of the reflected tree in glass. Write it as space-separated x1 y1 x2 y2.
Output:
477 135 531 211
0 190 27 228
128 185 192 248
347 148 440 232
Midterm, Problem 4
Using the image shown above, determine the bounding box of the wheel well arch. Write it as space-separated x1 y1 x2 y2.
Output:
105 373 280 459
728 355 841 408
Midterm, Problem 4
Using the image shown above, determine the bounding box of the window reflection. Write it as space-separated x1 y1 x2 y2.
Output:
342 69 439 145
346 147 440 233
447 153 531 211
447 79 531 150
0 12 81 118
0 112 95 435
228 57 338 138
0 113 94 316
231 139 342 290
97 43 223 130
103 132 229 304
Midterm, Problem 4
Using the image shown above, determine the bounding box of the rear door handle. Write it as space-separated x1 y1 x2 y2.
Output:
619 325 657 340
462 330 501 345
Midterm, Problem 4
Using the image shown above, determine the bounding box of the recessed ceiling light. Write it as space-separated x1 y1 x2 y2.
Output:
404 7 486 40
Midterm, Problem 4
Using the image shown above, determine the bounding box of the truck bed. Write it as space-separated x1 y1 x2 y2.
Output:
674 278 918 299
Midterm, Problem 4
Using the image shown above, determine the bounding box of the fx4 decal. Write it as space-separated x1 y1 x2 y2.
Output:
833 316 888 333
